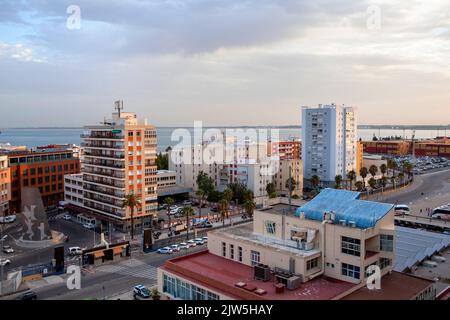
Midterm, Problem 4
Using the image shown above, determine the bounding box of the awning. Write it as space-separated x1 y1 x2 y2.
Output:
94 251 105 258
113 247 123 255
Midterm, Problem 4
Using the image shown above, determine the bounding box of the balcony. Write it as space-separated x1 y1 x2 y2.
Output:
84 151 125 160
84 167 125 179
81 142 125 150
82 159 125 170
84 201 125 217
84 192 123 208
81 133 125 140
84 185 125 198
84 176 125 189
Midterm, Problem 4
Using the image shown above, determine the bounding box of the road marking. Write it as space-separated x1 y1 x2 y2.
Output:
96 259 158 281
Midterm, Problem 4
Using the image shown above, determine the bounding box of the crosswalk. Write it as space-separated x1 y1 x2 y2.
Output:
96 259 158 281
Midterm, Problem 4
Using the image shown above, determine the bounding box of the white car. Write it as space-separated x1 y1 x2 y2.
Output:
157 247 173 254
187 240 197 248
63 214 72 220
0 258 11 266
178 242 189 250
194 238 205 245
202 236 208 243
83 223 95 229
2 245 14 254
170 244 181 252
68 247 83 256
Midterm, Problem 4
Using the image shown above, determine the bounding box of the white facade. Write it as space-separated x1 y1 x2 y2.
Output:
64 173 84 207
157 170 177 190
302 104 357 185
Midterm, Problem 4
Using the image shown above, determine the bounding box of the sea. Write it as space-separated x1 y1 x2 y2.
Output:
0 127 443 153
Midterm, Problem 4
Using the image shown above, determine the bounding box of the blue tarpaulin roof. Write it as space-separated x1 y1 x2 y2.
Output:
294 188 394 229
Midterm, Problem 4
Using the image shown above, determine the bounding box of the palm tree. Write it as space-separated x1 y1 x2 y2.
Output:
360 167 368 188
164 197 175 242
387 159 397 177
369 165 378 178
398 172 405 186
285 178 297 197
310 175 320 190
218 199 229 228
368 177 377 190
181 206 195 241
380 164 387 178
390 175 397 189
123 193 141 240
355 181 364 191
196 189 206 219
334 175 343 189
266 182 276 198
347 170 356 190
380 176 387 189
402 161 413 180
244 200 256 219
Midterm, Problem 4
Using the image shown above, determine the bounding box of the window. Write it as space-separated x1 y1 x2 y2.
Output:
238 247 243 262
222 242 226 257
341 236 361 257
365 262 378 277
379 258 392 270
380 234 394 252
341 263 360 279
128 132 134 137
264 221 276 235
251 250 260 266
307 258 319 271
163 274 219 300
230 244 234 260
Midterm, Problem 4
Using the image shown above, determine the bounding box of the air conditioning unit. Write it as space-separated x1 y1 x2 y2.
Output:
254 264 271 282
339 219 347 226
286 276 302 290
348 221 356 228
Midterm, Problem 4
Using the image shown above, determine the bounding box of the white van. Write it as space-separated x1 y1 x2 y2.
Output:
68 247 83 256
394 205 410 216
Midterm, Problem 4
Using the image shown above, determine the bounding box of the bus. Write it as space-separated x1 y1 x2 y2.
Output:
431 206 450 220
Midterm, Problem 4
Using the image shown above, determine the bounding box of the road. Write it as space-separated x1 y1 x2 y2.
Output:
30 246 207 300
375 168 450 217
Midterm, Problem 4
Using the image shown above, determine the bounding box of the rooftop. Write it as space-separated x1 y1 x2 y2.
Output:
295 188 394 229
342 271 434 300
162 250 355 300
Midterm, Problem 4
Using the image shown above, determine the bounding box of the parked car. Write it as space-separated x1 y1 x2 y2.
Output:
194 238 205 245
63 214 72 221
15 291 37 300
0 258 11 266
202 236 208 243
83 223 95 229
68 247 83 256
178 242 189 250
183 200 192 206
0 215 16 224
197 221 213 229
133 285 150 299
187 240 197 248
170 244 181 252
2 245 14 254
157 247 173 254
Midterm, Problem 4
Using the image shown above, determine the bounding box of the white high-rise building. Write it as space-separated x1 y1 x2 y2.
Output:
302 103 357 186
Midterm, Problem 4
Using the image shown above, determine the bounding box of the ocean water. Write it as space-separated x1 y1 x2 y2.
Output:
0 127 442 153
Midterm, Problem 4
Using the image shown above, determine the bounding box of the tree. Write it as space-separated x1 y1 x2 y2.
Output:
355 181 364 191
244 200 256 218
181 206 195 241
266 182 276 198
243 190 254 203
223 188 234 203
164 197 175 242
402 161 413 180
360 167 368 187
380 164 387 177
156 152 168 170
334 175 343 189
380 176 388 189
218 199 229 228
285 178 297 197
398 172 405 186
347 170 356 190
228 183 253 204
369 165 378 178
123 193 141 240
310 175 320 190
196 189 206 219
196 171 216 218
151 288 161 300
390 175 397 189
368 177 377 189
387 159 397 176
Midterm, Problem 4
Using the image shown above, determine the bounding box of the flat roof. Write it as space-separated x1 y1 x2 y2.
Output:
162 250 355 300
258 203 300 216
342 271 434 300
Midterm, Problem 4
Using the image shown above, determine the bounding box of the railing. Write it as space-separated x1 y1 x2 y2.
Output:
81 133 125 140
81 142 124 150
84 167 125 179
84 201 125 217
82 159 125 170
84 192 123 207
84 151 125 159
83 185 125 198
84 176 125 189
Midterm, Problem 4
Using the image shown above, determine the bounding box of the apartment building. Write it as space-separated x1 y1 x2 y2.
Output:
273 159 303 197
7 146 80 212
302 104 357 187
158 188 434 300
0 155 11 215
64 173 84 207
267 140 301 160
81 109 158 232
157 170 177 190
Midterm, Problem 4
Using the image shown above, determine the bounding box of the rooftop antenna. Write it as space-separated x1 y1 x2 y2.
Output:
114 100 124 118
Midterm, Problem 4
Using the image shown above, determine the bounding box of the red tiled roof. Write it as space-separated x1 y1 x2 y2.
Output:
162 250 356 300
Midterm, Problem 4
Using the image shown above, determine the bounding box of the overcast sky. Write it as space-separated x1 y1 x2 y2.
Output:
0 0 449 127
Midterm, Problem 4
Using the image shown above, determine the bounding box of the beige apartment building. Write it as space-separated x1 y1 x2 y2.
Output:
81 108 158 232
158 188 435 300
0 155 11 215
274 159 303 197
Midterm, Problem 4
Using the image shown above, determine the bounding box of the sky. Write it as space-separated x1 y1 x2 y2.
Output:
0 0 449 127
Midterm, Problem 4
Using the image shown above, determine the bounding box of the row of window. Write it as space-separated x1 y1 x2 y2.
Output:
341 235 394 258
16 163 78 176
222 242 245 263
163 274 219 300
